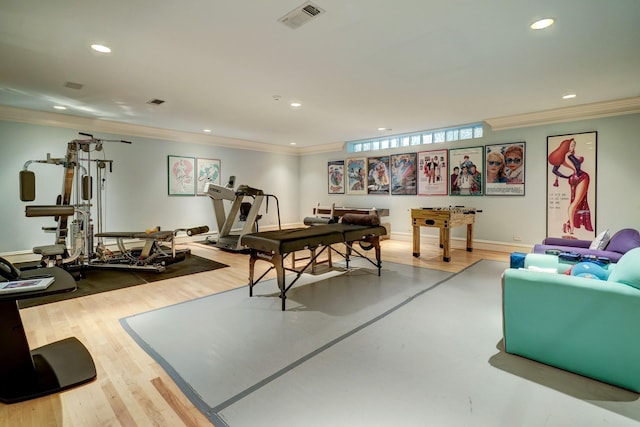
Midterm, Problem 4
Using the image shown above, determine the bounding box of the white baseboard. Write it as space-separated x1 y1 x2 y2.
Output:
390 231 532 254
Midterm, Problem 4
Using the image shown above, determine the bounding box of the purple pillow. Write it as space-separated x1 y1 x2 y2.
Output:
606 228 640 254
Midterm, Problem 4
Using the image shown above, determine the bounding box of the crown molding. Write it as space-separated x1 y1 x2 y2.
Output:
0 105 300 155
486 96 640 131
297 141 345 155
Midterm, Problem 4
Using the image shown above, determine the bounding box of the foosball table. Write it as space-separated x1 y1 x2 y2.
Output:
411 207 479 262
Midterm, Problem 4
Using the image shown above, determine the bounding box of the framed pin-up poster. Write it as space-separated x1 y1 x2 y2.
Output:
418 149 448 196
196 158 221 195
390 153 417 195
484 142 526 196
346 157 367 195
367 155 390 195
448 146 483 196
328 160 345 194
547 132 597 240
168 155 196 196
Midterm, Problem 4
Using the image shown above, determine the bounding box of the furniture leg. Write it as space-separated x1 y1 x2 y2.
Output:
374 237 381 276
248 253 256 296
345 242 352 268
442 225 451 262
412 225 420 257
466 223 474 252
272 253 286 311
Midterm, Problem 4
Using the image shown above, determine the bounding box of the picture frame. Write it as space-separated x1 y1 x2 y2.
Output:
328 160 345 194
346 157 367 195
390 153 417 195
546 132 597 240
167 155 196 196
367 155 390 195
196 158 221 195
484 142 526 196
448 146 483 196
417 149 448 196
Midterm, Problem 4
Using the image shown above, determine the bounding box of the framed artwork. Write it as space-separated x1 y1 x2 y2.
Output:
328 160 345 194
390 153 417 195
167 155 196 196
484 142 526 196
547 132 597 240
418 149 448 196
346 157 367 195
448 146 483 196
196 158 221 195
367 155 390 195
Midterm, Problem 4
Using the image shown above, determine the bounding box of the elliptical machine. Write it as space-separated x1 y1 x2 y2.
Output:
204 176 281 251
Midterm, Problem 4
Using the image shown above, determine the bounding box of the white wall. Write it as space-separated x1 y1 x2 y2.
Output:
2 113 639 255
299 113 640 247
0 121 299 254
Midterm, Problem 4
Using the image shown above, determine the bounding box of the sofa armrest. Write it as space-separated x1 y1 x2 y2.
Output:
542 237 592 248
502 268 640 392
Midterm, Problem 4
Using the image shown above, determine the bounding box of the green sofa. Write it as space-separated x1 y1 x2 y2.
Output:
502 249 640 392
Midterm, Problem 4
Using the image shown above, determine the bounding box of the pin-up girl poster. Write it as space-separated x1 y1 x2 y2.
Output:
547 132 597 240
168 155 195 196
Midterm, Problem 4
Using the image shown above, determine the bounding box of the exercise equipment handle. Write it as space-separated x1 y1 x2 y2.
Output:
186 226 210 236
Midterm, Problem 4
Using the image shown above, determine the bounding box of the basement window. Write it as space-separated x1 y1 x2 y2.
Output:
347 123 484 153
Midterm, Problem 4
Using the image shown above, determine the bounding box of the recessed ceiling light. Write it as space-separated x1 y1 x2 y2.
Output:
290 102 301 108
290 142 297 145
530 18 554 30
562 93 577 99
91 44 111 53
378 127 387 131
53 105 67 110
203 129 212 133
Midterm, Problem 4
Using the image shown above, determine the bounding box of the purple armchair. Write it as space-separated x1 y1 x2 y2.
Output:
533 228 640 263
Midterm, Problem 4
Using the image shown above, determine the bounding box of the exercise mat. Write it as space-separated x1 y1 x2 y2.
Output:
18 254 228 308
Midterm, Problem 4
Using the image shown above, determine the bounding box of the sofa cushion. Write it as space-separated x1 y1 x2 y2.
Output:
532 244 624 263
588 229 610 250
605 228 640 254
607 247 640 289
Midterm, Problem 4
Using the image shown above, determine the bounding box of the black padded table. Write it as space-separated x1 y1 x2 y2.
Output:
0 267 96 403
241 224 386 310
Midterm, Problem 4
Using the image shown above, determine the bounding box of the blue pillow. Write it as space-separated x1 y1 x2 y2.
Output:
571 262 608 280
607 247 640 289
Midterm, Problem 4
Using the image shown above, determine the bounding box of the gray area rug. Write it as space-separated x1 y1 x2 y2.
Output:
121 260 640 427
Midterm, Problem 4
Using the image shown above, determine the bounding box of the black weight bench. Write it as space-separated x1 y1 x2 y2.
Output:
240 221 386 311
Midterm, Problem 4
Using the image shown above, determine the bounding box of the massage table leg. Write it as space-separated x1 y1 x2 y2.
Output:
272 253 287 311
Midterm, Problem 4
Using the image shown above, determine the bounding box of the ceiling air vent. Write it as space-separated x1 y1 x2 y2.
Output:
278 2 325 29
147 98 165 105
64 81 84 90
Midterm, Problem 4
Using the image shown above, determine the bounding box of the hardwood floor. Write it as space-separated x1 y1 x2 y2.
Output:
0 240 509 427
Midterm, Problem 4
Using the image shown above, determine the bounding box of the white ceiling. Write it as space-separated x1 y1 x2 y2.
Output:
1 0 639 149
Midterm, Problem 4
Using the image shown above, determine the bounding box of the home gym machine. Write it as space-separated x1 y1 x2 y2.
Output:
19 133 207 272
204 177 281 251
